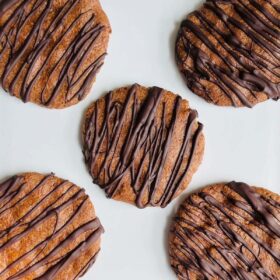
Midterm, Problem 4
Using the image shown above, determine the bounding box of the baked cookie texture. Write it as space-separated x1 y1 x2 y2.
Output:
176 0 280 108
0 0 111 108
0 172 103 279
169 182 280 280
83 84 205 208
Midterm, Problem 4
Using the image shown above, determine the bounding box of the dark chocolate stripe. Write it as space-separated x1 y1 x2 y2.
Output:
177 0 280 107
0 0 107 106
11 219 103 280
0 0 18 15
0 174 103 279
84 84 203 208
170 182 280 280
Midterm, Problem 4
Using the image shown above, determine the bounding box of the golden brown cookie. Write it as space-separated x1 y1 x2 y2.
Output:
0 0 111 108
83 84 205 208
169 182 280 279
176 0 280 108
0 172 103 279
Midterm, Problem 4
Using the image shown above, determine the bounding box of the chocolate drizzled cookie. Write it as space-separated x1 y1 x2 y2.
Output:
176 0 280 108
0 173 103 279
169 182 280 279
0 0 111 108
83 84 205 208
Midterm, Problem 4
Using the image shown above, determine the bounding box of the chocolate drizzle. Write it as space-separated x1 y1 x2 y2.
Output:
176 0 280 107
0 0 109 107
0 173 103 279
83 84 204 208
170 182 280 280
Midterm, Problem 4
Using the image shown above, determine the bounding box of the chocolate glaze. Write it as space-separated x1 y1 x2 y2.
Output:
0 0 107 107
176 0 280 107
83 84 203 208
0 0 18 15
0 174 103 279
170 182 280 280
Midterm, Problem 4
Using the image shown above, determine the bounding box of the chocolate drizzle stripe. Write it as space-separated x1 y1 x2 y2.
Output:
0 0 108 106
84 84 203 208
170 182 280 280
0 190 87 276
0 180 72 241
73 249 101 280
0 174 103 279
10 220 103 280
0 174 52 215
0 0 18 16
177 0 280 107
228 182 280 238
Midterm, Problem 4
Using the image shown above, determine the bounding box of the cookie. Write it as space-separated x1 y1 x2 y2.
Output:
0 0 111 108
83 84 205 208
169 182 280 279
176 0 280 108
0 172 103 279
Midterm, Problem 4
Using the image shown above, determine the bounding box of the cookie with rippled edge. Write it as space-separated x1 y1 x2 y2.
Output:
0 172 104 279
82 84 205 208
176 0 280 108
0 0 111 108
169 181 280 280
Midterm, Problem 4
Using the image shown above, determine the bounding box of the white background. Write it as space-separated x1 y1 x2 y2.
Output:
1 0 280 279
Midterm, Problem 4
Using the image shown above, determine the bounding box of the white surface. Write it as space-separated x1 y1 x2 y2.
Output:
0 0 280 279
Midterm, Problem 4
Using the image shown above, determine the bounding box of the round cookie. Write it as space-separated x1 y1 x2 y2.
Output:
0 172 103 279
83 84 205 208
0 0 111 108
176 0 280 108
169 182 280 279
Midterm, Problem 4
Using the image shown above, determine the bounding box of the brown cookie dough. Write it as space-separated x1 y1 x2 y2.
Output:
0 172 103 279
169 182 280 279
82 84 205 208
176 0 280 108
0 0 111 108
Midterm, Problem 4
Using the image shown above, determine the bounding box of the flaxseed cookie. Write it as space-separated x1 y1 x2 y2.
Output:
169 181 280 279
0 0 111 108
176 0 280 108
0 172 103 279
83 84 205 208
